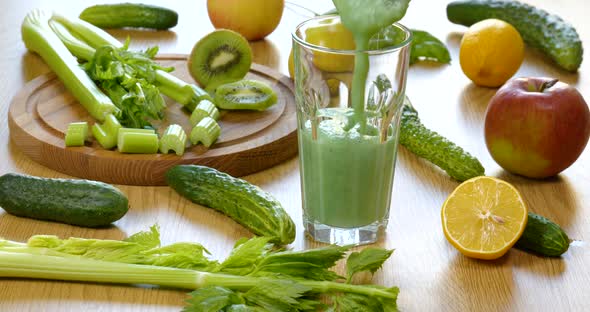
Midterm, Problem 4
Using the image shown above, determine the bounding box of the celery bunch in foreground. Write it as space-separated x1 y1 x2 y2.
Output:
0 226 399 311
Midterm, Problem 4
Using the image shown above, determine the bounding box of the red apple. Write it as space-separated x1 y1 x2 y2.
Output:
207 0 284 41
485 77 590 178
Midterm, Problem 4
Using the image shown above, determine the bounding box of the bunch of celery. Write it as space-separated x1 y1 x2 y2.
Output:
22 10 211 129
0 226 399 311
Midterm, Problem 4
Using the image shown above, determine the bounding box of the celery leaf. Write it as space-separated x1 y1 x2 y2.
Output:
254 245 350 280
215 237 272 275
243 280 312 312
183 286 243 312
346 248 394 282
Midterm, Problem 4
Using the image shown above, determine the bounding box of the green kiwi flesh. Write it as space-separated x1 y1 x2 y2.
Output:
214 80 278 111
188 29 252 88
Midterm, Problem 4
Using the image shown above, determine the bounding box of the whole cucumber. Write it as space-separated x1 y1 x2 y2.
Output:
447 0 583 71
80 3 178 30
0 173 128 227
515 212 570 257
166 165 296 245
400 98 485 182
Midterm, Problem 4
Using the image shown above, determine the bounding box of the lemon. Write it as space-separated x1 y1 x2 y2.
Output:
459 19 524 87
441 176 528 260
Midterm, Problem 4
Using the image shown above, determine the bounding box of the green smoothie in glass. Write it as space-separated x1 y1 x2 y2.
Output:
299 109 398 228
292 0 411 245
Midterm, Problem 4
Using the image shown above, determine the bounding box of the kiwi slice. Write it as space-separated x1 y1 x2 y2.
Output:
215 80 278 111
188 29 252 89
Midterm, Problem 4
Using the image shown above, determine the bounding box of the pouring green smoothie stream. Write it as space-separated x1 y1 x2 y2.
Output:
294 0 412 244
334 0 410 130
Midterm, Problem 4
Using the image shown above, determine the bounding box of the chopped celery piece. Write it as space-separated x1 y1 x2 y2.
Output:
103 114 122 135
91 114 121 149
159 124 188 156
118 128 156 135
156 75 214 112
189 100 220 126
22 10 119 122
64 122 88 147
91 124 116 149
190 117 221 148
118 131 159 154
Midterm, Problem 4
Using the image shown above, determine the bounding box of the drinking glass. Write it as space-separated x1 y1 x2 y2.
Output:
292 15 412 245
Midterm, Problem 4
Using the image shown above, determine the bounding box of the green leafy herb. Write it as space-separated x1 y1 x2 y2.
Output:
25 225 217 270
409 30 451 64
0 226 399 311
84 40 171 128
243 280 312 312
346 248 394 283
334 287 399 312
215 237 272 275
183 286 244 312
253 245 349 281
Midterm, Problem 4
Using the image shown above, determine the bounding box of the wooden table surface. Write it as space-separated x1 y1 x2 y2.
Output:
1 1 589 311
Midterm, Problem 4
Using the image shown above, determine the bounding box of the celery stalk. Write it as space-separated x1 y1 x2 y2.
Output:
103 114 122 135
48 19 95 61
64 122 88 147
0 251 397 300
0 251 201 289
22 10 119 121
0 228 400 310
118 132 159 154
91 124 115 149
51 13 122 49
50 13 213 111
190 117 221 147
190 100 220 126
160 124 188 156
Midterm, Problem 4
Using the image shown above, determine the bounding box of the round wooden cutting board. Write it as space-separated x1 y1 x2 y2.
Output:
8 55 298 185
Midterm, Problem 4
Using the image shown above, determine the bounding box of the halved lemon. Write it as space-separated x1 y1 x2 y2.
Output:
441 176 528 260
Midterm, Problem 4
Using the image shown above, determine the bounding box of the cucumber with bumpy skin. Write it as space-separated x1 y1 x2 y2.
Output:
0 173 128 227
80 3 178 30
447 0 583 71
400 97 485 181
515 212 570 257
166 165 296 245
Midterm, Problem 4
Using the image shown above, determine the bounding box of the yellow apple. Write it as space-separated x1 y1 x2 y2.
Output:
207 0 284 41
